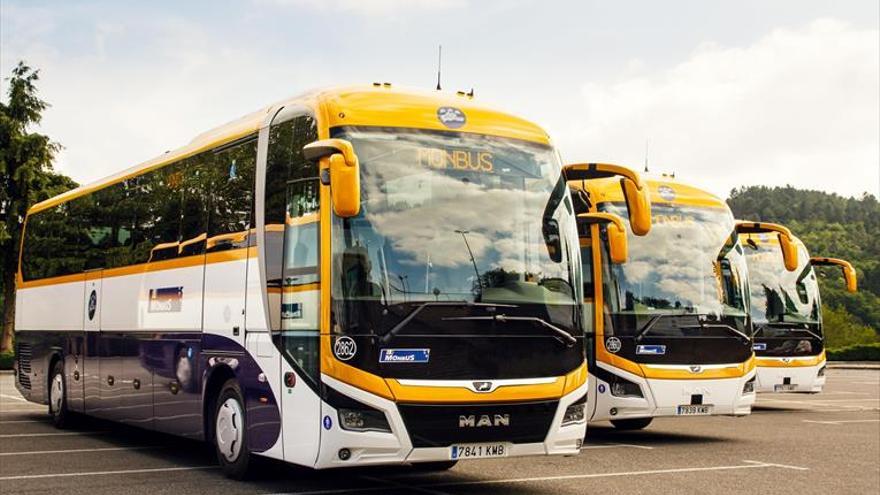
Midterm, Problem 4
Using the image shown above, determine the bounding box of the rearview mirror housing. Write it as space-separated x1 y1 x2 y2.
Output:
578 213 628 264
303 138 361 217
735 221 799 272
562 163 652 236
811 257 858 293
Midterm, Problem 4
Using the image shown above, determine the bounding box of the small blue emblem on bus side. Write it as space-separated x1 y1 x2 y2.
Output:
598 384 606 394
437 107 466 129
323 415 332 430
753 343 767 351
636 344 667 355
379 349 430 363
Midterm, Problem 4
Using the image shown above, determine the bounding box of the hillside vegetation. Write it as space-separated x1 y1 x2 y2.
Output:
728 185 880 348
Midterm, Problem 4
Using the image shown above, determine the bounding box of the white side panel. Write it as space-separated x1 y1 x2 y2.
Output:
246 332 284 460
100 273 141 331
16 281 84 331
203 257 247 339
140 264 205 331
245 256 268 333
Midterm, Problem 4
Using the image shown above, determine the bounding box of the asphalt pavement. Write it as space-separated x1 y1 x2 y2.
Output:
1 369 878 495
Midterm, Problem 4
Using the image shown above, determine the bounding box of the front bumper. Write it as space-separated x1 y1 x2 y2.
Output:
756 359 826 393
314 375 587 469
589 362 756 422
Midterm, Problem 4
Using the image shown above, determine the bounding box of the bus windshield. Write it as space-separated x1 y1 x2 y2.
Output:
742 240 820 325
600 203 748 324
330 127 581 336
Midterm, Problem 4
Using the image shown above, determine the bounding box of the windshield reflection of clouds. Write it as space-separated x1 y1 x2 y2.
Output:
743 241 819 323
331 128 579 305
602 203 748 317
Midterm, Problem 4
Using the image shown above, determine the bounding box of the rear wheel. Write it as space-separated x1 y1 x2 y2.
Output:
48 360 70 428
610 417 653 430
411 460 458 471
213 380 251 479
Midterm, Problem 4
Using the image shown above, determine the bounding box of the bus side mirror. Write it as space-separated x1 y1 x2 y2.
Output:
734 220 798 272
621 177 651 237
811 257 858 293
303 139 361 217
578 213 628 264
562 162 652 236
778 233 798 272
542 218 562 263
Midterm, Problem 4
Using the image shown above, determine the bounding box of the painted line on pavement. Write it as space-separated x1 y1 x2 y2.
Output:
268 460 809 495
0 430 107 438
0 465 217 481
802 419 880 425
0 446 163 457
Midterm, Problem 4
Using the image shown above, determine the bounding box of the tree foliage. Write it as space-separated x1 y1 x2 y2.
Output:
0 62 76 352
728 185 880 343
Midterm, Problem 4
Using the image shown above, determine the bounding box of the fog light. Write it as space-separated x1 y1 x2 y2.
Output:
562 394 587 426
338 408 392 433
609 407 618 416
743 377 756 394
338 448 351 461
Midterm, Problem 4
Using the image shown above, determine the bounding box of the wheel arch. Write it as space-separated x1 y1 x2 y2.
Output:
203 363 237 442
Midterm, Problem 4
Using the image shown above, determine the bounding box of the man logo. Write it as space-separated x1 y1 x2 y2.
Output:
605 337 622 353
458 414 510 428
437 107 466 129
472 381 493 393
658 185 676 201
689 365 703 374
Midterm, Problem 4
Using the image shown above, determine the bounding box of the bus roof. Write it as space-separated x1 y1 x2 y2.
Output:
571 175 728 209
29 84 551 215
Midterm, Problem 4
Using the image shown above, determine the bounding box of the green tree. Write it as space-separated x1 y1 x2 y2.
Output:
0 62 76 352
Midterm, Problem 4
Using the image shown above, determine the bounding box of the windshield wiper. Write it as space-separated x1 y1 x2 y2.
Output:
442 314 578 347
756 322 823 341
677 322 751 344
633 314 666 342
380 301 517 344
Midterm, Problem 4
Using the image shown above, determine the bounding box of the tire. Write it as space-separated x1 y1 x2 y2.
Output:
411 460 458 471
213 380 251 480
48 360 70 429
610 417 653 430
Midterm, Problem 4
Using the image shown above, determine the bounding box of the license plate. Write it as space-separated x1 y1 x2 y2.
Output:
774 384 797 391
449 443 509 460
676 404 713 415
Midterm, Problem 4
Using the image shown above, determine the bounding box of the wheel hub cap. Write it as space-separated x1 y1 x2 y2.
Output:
216 398 243 462
50 373 64 414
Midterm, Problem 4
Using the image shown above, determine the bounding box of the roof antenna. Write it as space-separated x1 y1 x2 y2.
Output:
436 45 442 90
643 139 650 173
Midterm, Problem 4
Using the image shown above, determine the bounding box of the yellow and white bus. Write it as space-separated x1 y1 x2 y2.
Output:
567 169 757 430
737 222 858 393
14 85 589 478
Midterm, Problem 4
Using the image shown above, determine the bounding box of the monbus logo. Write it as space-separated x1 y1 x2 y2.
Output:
437 106 466 129
458 414 510 428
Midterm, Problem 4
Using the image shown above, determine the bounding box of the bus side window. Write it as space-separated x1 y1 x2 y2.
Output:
178 157 209 258
207 139 256 253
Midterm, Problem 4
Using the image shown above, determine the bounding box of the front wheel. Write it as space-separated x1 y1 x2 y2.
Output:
610 417 653 430
48 360 70 428
214 380 251 479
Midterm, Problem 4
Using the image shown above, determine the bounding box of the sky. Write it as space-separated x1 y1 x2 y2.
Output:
1 0 878 200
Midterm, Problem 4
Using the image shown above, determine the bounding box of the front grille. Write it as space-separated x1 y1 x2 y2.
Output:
398 400 559 448
17 342 32 390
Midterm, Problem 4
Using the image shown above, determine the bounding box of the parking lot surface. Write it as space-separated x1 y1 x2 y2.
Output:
1 368 878 495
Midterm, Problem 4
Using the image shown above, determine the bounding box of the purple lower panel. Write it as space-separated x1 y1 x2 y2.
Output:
202 334 281 453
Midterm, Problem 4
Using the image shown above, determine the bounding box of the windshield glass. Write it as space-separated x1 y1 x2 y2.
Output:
742 239 819 325
600 202 748 320
330 127 581 335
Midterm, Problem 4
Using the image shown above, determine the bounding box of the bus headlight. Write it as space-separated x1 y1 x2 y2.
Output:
743 376 756 394
610 376 643 398
817 365 826 377
562 395 587 426
338 407 392 433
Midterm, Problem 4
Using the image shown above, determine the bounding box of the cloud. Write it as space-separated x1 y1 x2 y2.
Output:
255 0 466 15
554 19 880 199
